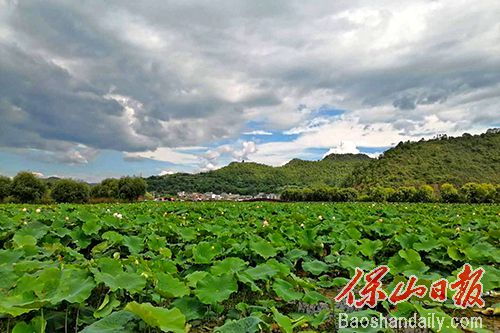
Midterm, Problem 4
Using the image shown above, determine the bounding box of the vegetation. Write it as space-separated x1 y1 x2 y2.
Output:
51 179 91 203
282 183 499 203
0 202 498 332
0 174 147 204
10 172 48 203
350 130 500 187
146 131 500 195
117 177 147 201
90 178 119 199
146 154 371 195
0 175 11 201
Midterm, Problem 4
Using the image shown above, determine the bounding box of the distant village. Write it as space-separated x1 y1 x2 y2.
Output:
154 191 280 202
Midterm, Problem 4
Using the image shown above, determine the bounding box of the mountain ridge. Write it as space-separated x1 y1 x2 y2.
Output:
146 129 500 195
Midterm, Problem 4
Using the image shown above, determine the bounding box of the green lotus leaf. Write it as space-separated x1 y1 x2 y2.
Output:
310 309 330 328
123 235 144 255
125 302 186 333
81 311 137 333
156 273 189 298
102 231 124 244
413 237 441 252
171 296 208 321
302 290 329 304
195 274 237 304
147 235 167 252
388 251 429 276
82 219 101 235
185 271 208 288
302 260 329 275
243 263 279 280
94 293 121 319
93 260 146 293
192 241 222 263
12 322 34 333
13 234 37 248
272 278 303 302
271 307 293 333
339 255 374 273
395 233 420 249
211 257 248 276
249 238 277 259
215 316 262 333
16 222 49 239
358 239 383 258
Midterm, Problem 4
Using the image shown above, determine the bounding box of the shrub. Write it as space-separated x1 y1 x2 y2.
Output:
440 183 461 203
51 179 90 203
280 188 302 201
10 172 47 203
389 186 417 202
337 188 359 202
414 185 436 202
118 177 147 201
0 175 12 201
460 182 496 203
369 187 395 202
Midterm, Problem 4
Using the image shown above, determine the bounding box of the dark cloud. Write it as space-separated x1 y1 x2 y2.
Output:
0 0 499 164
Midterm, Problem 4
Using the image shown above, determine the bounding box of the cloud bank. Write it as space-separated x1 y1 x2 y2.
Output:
0 0 499 175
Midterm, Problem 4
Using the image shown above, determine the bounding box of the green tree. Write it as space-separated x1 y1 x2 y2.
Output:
0 175 12 201
51 179 90 203
118 177 147 201
370 186 394 202
337 188 358 202
10 171 47 203
91 178 119 198
392 186 418 202
440 183 461 203
460 182 496 203
414 185 436 202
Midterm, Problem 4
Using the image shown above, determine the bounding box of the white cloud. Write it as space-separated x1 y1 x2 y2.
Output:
232 141 257 161
323 141 359 157
243 130 273 136
158 170 175 176
125 148 199 164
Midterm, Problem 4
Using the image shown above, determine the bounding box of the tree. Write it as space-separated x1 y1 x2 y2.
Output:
460 182 496 203
51 179 90 203
390 186 418 202
440 183 461 203
337 188 359 202
0 175 12 201
118 177 147 201
369 186 395 202
91 178 119 198
10 172 47 203
414 185 436 202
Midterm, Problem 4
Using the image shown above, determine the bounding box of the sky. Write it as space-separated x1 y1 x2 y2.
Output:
1 0 499 181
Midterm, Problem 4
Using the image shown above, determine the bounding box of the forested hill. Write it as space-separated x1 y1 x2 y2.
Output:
146 130 500 195
146 154 371 195
349 129 500 187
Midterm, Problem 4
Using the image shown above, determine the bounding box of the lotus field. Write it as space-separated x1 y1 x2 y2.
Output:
0 202 499 332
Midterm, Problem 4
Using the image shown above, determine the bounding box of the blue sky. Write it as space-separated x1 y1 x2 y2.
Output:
1 1 499 181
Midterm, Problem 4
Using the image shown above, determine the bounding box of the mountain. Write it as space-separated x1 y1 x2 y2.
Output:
146 130 500 195
348 129 500 187
146 154 371 195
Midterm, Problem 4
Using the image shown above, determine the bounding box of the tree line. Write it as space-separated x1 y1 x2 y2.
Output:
281 183 500 203
0 172 147 204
